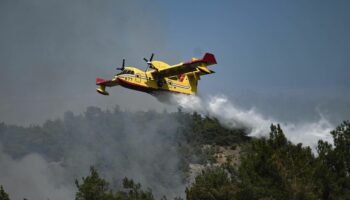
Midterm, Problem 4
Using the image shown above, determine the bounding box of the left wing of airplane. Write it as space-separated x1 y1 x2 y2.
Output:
151 53 217 78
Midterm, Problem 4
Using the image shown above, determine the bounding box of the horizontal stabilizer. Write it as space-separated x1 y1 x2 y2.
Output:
96 77 117 87
197 66 215 74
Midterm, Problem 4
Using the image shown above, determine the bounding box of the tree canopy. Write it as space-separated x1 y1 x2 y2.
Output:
185 122 350 200
75 167 155 200
0 186 10 200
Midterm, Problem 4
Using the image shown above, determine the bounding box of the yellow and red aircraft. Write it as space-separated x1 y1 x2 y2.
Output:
96 53 217 98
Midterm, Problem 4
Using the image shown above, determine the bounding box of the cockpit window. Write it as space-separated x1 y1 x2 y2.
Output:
117 70 134 75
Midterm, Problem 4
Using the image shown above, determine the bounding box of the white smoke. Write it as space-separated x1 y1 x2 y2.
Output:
171 94 334 149
0 108 185 200
0 146 75 200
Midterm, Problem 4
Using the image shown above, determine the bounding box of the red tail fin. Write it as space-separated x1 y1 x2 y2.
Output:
202 53 217 65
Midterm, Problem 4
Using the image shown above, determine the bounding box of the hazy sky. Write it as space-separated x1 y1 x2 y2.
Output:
1 0 349 125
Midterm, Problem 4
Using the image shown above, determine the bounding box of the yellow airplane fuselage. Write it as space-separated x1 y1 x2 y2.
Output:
113 67 197 95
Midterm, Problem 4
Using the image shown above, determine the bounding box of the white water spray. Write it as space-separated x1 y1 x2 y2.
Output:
171 94 334 149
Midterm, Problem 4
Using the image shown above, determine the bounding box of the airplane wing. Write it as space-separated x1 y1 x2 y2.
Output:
151 53 217 77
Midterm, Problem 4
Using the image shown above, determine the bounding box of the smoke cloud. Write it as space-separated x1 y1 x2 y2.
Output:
0 146 74 200
0 107 186 199
0 0 172 125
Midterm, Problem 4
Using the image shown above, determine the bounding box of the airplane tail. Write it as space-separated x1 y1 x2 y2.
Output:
187 55 216 94
202 53 217 65
95 77 119 95
177 53 217 94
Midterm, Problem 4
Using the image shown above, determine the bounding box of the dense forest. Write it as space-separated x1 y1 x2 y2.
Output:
0 106 349 199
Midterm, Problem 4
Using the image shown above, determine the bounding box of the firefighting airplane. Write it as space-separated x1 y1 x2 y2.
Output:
96 53 217 98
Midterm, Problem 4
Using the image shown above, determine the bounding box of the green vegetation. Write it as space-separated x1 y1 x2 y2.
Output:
315 121 350 199
75 167 113 200
185 122 350 200
175 110 249 175
75 167 154 200
176 111 249 146
0 186 10 200
186 166 237 200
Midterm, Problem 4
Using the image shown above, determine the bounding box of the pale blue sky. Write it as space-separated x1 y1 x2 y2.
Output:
156 0 350 123
157 0 350 92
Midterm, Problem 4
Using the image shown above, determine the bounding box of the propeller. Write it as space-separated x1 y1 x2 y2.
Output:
143 53 154 72
116 59 125 71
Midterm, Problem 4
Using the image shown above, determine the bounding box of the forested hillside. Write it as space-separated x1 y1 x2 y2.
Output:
0 106 248 199
187 122 350 199
0 106 349 199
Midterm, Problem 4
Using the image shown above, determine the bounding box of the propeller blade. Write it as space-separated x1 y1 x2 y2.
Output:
116 59 125 71
143 54 155 72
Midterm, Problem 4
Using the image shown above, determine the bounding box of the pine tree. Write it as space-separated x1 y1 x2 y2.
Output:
114 177 155 200
315 121 350 199
75 167 113 200
75 167 155 200
186 166 237 200
0 186 10 200
237 124 317 199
